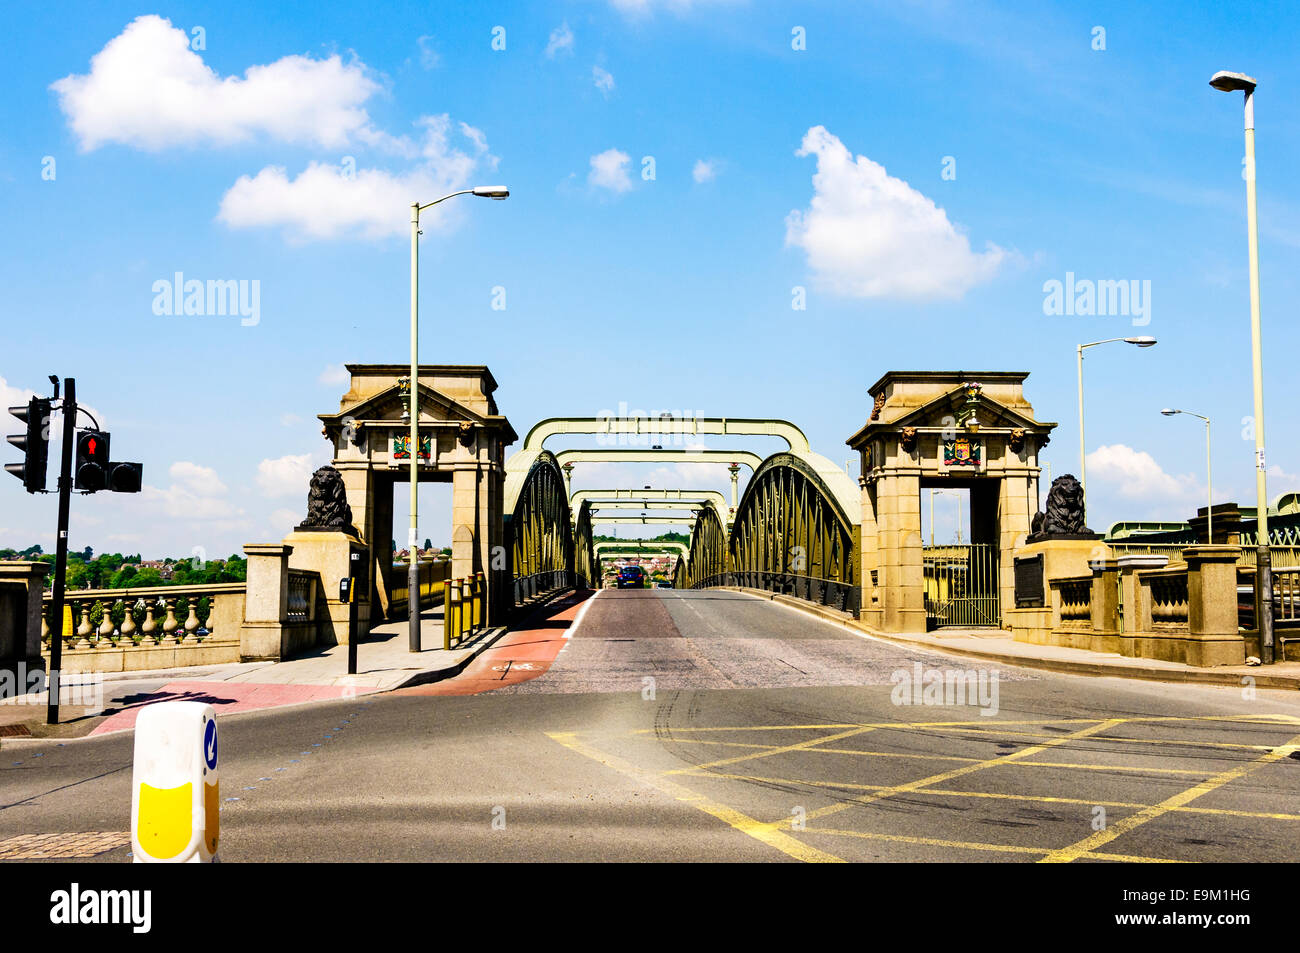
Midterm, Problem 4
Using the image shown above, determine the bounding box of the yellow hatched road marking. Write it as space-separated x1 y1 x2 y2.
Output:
546 731 845 863
907 724 1280 752
1038 736 1300 863
674 770 1300 821
662 725 876 774
779 718 1127 829
803 827 1186 863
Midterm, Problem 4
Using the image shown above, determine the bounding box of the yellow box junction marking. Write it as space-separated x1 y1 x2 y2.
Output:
558 713 1300 863
546 731 846 863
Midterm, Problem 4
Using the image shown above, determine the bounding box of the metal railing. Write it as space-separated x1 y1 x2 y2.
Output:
512 569 578 608
443 572 488 650
692 571 861 615
922 543 1000 628
1109 543 1300 569
389 559 450 617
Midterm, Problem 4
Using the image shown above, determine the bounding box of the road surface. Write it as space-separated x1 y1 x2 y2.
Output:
3 589 1299 862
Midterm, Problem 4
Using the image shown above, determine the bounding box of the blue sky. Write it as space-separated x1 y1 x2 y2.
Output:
2 0 1297 558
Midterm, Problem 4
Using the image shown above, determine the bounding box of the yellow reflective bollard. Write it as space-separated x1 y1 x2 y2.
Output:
472 572 484 631
131 701 219 863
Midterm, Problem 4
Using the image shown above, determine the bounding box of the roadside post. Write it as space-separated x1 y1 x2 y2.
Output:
344 548 365 675
131 701 219 863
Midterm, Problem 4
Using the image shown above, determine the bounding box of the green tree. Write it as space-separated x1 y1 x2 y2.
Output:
109 565 137 588
128 568 164 588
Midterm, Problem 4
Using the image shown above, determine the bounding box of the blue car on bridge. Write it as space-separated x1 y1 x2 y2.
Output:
617 566 646 589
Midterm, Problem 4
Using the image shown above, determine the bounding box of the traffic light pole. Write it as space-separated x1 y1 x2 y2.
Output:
47 378 75 725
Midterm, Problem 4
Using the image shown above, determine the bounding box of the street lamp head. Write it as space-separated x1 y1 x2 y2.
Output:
1161 408 1180 417
472 186 510 200
1125 336 1157 347
1210 71 1257 94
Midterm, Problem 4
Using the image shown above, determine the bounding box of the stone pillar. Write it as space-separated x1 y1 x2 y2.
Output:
1116 554 1167 656
1089 558 1121 653
282 531 366 645
241 543 292 660
858 479 880 627
1184 545 1245 666
0 562 50 681
878 472 925 633
998 473 1035 627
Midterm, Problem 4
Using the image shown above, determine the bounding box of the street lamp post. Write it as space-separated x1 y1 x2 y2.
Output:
1076 336 1157 503
1211 69 1273 663
408 186 508 652
1161 409 1213 540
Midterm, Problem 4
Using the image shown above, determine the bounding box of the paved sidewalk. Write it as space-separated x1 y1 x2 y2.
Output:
737 587 1300 690
0 605 509 739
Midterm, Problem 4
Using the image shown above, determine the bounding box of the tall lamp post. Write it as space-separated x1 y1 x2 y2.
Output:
408 186 509 652
1210 69 1273 663
1077 336 1157 502
1161 409 1213 540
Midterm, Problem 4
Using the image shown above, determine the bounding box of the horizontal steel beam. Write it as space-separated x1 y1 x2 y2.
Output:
524 416 810 453
555 449 763 471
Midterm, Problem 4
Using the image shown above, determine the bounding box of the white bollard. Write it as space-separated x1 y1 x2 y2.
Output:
130 701 220 863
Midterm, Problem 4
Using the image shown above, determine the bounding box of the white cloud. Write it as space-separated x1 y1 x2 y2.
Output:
545 22 575 59
218 116 494 241
318 364 350 387
51 15 387 152
256 453 318 498
279 413 302 427
417 35 440 70
142 461 240 520
589 148 633 193
270 508 301 535
692 159 718 183
1085 444 1198 500
785 125 1007 300
593 65 616 96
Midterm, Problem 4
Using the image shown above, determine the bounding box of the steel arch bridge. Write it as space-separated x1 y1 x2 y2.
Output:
673 451 861 613
503 449 597 605
505 414 862 616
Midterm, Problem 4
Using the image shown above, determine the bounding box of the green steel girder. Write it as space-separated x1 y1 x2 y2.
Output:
570 488 730 512
523 416 811 454
553 449 764 472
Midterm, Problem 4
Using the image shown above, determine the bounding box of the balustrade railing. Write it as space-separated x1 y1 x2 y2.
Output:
40 583 246 650
1142 567 1190 626
1051 575 1093 626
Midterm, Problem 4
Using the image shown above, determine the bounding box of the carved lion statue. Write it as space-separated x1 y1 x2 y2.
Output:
301 465 354 531
1037 473 1090 536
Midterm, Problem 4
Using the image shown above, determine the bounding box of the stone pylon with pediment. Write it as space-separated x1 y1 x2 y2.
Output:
847 372 1056 633
311 364 517 628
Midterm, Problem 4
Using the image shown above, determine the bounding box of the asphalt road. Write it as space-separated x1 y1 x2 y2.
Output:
4 588 1300 863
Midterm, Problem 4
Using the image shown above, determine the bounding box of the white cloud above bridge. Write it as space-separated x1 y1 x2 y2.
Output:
785 125 1008 300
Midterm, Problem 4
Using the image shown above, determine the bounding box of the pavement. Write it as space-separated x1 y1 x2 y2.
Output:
5 588 1300 864
724 586 1300 691
0 603 511 739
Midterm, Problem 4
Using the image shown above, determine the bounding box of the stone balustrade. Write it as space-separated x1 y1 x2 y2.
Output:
40 583 246 674
1040 545 1244 666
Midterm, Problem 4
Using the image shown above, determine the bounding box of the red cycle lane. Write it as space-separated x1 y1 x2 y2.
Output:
400 590 597 696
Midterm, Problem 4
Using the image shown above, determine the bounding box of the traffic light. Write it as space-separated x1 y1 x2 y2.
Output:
108 461 142 493
75 430 110 491
5 397 51 493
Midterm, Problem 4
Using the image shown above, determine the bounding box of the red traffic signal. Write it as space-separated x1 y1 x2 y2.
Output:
75 430 110 491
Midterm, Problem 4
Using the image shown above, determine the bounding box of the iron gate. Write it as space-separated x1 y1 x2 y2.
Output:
923 544 1000 628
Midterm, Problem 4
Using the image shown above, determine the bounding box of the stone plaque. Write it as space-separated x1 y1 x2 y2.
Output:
1014 553 1044 608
